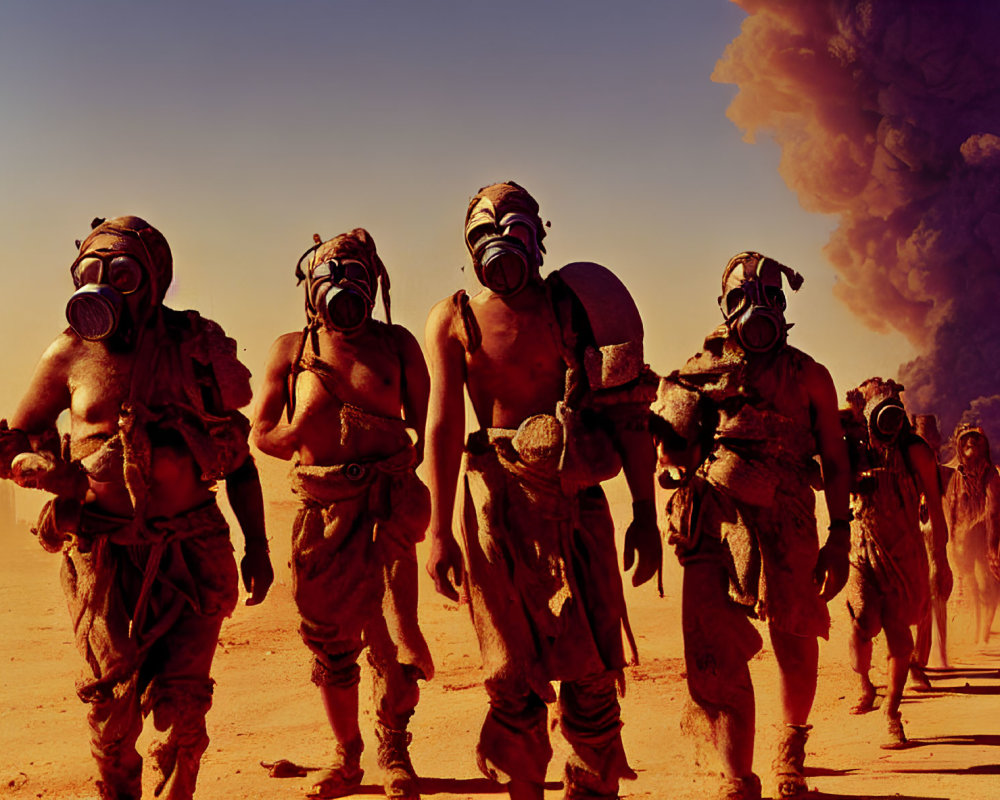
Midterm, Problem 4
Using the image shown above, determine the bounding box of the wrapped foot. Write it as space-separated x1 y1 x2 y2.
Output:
880 712 908 750
772 724 812 798
850 682 877 714
308 737 364 799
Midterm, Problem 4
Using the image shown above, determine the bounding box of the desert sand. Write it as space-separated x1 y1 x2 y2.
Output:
2 460 998 800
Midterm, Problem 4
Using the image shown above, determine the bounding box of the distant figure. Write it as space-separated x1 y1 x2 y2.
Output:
944 423 1000 646
424 181 661 800
652 252 851 800
910 413 954 677
0 216 273 800
841 379 950 748
253 228 433 800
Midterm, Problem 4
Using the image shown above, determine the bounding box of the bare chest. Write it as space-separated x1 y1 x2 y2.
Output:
296 338 402 419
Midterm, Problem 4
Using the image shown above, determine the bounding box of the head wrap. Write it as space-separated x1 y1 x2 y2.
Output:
721 251 803 296
294 227 391 325
76 216 172 305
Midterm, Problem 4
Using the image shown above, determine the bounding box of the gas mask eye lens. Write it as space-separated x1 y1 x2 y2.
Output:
765 286 786 311
723 287 746 317
73 257 103 287
342 262 369 283
312 261 334 280
465 221 496 250
108 256 143 294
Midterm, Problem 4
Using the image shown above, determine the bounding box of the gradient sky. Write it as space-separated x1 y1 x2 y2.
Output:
0 0 915 420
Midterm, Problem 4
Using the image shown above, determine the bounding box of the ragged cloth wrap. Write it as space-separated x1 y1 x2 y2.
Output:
289 443 434 685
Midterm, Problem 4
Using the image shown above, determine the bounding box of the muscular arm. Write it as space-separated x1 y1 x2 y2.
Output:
396 325 430 465
251 334 300 461
805 361 852 600
423 298 467 600
9 337 73 438
3 337 84 495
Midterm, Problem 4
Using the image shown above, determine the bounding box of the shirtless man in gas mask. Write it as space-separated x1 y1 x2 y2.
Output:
425 181 661 800
254 228 433 800
0 216 273 800
652 252 851 800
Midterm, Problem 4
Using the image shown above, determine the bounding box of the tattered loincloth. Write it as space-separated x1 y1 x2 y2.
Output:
461 425 627 702
289 445 433 679
40 500 238 704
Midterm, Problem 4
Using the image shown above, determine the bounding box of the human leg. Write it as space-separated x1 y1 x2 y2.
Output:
477 675 551 800
682 554 762 795
88 686 144 800
930 595 949 667
366 614 422 800
769 627 818 798
974 558 999 644
145 610 225 800
846 565 880 712
308 655 365 798
558 672 634 799
881 616 913 748
849 626 878 712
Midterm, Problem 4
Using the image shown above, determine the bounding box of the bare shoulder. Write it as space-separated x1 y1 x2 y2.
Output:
425 293 462 345
265 331 304 370
39 329 84 374
389 322 423 355
796 352 835 396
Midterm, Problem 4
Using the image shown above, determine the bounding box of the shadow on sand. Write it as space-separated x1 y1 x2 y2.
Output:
418 777 563 794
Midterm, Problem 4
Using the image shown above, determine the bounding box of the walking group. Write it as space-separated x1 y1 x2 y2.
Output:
1 181 994 800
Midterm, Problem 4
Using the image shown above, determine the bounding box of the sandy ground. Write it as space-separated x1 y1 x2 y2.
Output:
2 467 999 800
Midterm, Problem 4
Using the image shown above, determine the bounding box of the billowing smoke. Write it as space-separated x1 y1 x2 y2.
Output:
714 0 1000 449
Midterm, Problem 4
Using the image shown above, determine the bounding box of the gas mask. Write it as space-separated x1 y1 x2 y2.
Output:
865 395 907 444
847 377 909 450
308 256 375 332
65 217 171 347
464 182 546 296
719 251 803 353
294 228 390 334
955 425 990 469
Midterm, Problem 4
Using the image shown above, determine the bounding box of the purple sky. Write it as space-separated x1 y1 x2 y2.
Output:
0 1 914 415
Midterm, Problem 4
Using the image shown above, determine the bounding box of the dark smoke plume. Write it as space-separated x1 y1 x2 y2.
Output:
714 0 1000 448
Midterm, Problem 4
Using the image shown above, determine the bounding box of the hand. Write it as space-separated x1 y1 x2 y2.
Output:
426 531 464 602
814 541 849 601
241 541 274 606
623 499 662 588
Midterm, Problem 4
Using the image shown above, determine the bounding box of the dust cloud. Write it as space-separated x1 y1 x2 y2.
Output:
714 0 1000 446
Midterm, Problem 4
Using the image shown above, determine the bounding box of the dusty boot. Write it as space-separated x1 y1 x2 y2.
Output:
717 773 762 800
376 723 419 800
772 724 812 798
